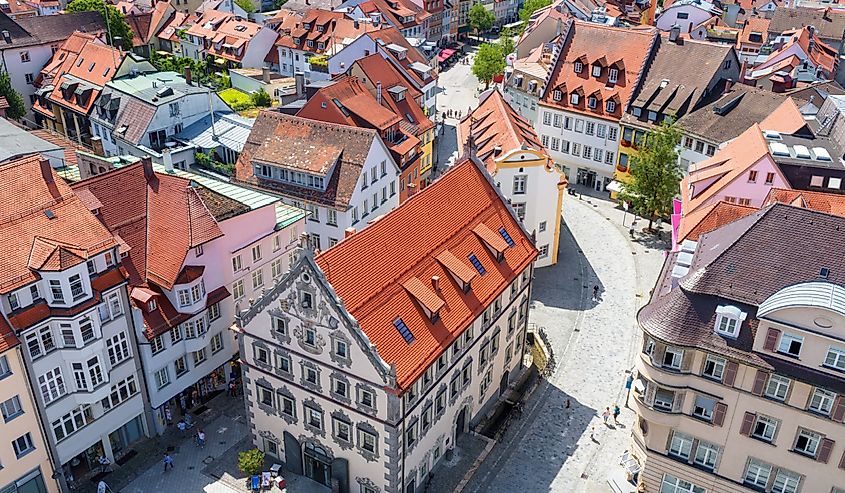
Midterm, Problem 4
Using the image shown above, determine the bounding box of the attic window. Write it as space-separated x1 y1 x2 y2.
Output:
102 67 110 77
498 227 515 247
89 62 96 72
608 68 618 84
592 65 601 77
714 305 747 338
468 253 486 276
606 100 616 112
393 318 414 344
574 61 583 73
553 90 562 101
587 96 597 109
303 22 311 29
570 93 579 105
76 57 84 67
148 299 157 311
44 209 55 219
819 267 830 279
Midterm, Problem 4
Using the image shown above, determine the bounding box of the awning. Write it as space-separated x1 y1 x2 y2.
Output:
437 48 456 62
606 180 624 193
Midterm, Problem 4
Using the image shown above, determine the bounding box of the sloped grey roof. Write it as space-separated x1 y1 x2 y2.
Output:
0 118 60 163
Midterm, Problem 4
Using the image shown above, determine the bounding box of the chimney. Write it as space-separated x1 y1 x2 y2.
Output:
376 81 382 103
354 20 359 29
1 30 10 44
262 66 271 83
184 66 192 85
163 147 174 172
90 136 105 157
724 78 734 92
40 158 61 200
295 71 305 97
141 156 154 182
431 275 440 291
669 24 680 43
344 227 356 238
299 231 309 249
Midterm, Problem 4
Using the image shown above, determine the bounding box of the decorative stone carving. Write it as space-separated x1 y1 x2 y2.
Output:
355 420 381 462
329 371 352 406
329 330 352 368
356 477 381 493
267 307 292 345
299 360 322 393
275 385 297 425
355 382 379 416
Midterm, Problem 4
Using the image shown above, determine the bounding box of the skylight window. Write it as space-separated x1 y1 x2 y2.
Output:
499 227 515 247
468 254 486 275
393 318 414 343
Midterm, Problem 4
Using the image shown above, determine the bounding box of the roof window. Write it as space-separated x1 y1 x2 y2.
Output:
468 253 486 275
714 305 746 338
393 318 414 343
499 227 515 247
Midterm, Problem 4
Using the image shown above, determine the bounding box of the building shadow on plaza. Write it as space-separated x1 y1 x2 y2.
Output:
532 219 603 311
460 380 596 493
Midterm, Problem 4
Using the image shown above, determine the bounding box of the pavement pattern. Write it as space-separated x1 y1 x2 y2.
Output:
463 186 668 493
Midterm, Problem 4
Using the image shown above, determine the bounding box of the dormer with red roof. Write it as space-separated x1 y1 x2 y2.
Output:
235 155 537 493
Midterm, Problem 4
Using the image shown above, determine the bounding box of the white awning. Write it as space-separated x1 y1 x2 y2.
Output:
606 180 624 193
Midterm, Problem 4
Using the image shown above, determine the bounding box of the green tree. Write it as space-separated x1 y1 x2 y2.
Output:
519 0 551 22
237 449 265 476
472 42 505 89
67 0 133 50
618 122 683 231
498 27 515 57
250 88 271 107
468 3 494 37
235 0 256 13
0 73 26 120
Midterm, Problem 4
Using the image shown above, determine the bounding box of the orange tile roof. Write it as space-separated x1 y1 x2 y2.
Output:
677 200 759 242
541 21 658 121
764 187 845 218
28 129 87 168
458 89 545 172
753 27 838 78
273 9 367 54
0 315 18 353
0 155 118 294
71 161 223 290
681 124 773 216
352 53 423 102
44 34 124 116
315 157 537 390
759 97 806 134
738 17 770 47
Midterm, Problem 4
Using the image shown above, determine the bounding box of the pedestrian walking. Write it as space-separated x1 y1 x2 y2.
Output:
179 394 187 413
165 406 173 425
98 455 111 473
229 380 237 397
177 419 186 434
592 285 599 302
602 407 610 424
590 427 595 440
197 429 206 448
613 404 621 424
565 398 571 409
163 453 174 471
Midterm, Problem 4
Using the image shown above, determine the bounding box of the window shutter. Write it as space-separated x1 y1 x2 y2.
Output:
688 438 700 464
722 360 738 387
832 395 845 423
739 411 755 436
712 402 727 426
681 350 694 372
751 370 768 396
818 438 834 464
763 328 780 351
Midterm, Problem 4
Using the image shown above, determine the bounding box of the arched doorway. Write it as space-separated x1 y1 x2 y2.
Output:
303 442 332 487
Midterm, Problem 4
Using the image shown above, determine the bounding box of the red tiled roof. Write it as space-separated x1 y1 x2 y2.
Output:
351 53 423 102
141 285 230 340
29 129 87 168
0 155 118 294
0 315 18 353
315 157 537 390
763 187 845 218
541 21 657 121
458 89 545 172
297 76 401 130
175 265 205 284
677 200 759 242
71 161 224 290
273 9 366 54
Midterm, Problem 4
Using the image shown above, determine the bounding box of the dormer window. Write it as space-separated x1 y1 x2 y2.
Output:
715 305 746 338
294 37 300 44
587 96 597 109
592 64 601 77
574 61 583 73
317 25 324 32
553 90 562 101
608 68 618 83
303 23 311 29
570 93 579 105
606 100 616 113
148 299 157 311
307 40 314 48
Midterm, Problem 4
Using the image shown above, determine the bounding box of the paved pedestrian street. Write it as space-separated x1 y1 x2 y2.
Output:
464 186 668 493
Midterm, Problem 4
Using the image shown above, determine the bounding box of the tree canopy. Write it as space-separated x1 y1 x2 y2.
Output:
468 3 495 35
67 0 133 50
235 0 256 13
499 27 515 57
619 122 683 231
472 42 505 89
519 0 551 22
0 73 26 120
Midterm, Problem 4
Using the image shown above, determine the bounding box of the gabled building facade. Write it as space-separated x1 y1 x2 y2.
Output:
459 89 566 267
0 155 151 490
536 20 657 191
236 156 537 493
183 10 278 68
236 112 400 252
72 159 306 434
